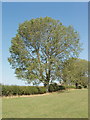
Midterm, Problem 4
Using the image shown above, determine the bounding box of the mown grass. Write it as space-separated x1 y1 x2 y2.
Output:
2 89 88 118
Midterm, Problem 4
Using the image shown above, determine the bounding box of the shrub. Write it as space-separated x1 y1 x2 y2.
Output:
2 84 65 96
58 85 65 90
48 84 55 92
11 86 20 95
28 86 39 95
0 84 2 96
2 85 46 96
78 85 82 89
48 83 65 92
2 85 12 96
83 85 87 88
65 85 76 89
53 83 59 91
37 87 46 94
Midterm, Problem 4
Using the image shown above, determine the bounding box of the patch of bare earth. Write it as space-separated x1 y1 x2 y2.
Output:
2 93 51 98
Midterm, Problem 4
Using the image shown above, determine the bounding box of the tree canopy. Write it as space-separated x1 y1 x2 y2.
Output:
8 17 82 89
61 58 88 87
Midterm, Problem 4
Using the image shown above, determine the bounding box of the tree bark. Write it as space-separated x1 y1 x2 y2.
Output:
75 82 78 89
44 82 49 92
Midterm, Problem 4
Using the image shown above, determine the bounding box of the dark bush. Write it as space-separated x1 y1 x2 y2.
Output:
11 86 20 95
2 85 13 96
83 85 87 88
58 85 65 90
2 84 65 96
78 85 82 89
53 83 59 91
37 87 46 94
48 83 65 92
28 86 39 95
2 85 46 96
0 84 2 96
48 84 55 92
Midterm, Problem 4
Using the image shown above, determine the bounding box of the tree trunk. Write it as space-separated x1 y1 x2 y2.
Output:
75 82 78 89
44 82 49 92
46 84 49 92
44 59 51 92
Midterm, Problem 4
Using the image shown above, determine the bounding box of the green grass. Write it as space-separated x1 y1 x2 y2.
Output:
2 89 88 118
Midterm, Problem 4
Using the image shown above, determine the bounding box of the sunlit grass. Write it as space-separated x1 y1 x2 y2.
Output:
2 89 88 118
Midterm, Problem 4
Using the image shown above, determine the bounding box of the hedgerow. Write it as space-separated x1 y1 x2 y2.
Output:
1 85 46 96
1 83 66 96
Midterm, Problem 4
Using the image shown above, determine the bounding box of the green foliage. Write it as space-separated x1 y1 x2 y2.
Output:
58 85 65 90
8 17 82 88
48 83 65 92
83 85 87 88
0 84 2 96
65 85 76 89
61 58 88 86
37 87 46 94
77 85 82 89
2 85 13 96
48 84 55 92
2 85 46 96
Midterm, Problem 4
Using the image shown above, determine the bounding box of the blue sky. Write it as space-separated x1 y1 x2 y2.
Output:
2 2 88 85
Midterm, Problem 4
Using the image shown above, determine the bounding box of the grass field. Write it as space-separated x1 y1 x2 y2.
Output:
2 89 88 118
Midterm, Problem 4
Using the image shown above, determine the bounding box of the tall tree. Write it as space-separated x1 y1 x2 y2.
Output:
8 17 81 91
61 58 88 87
